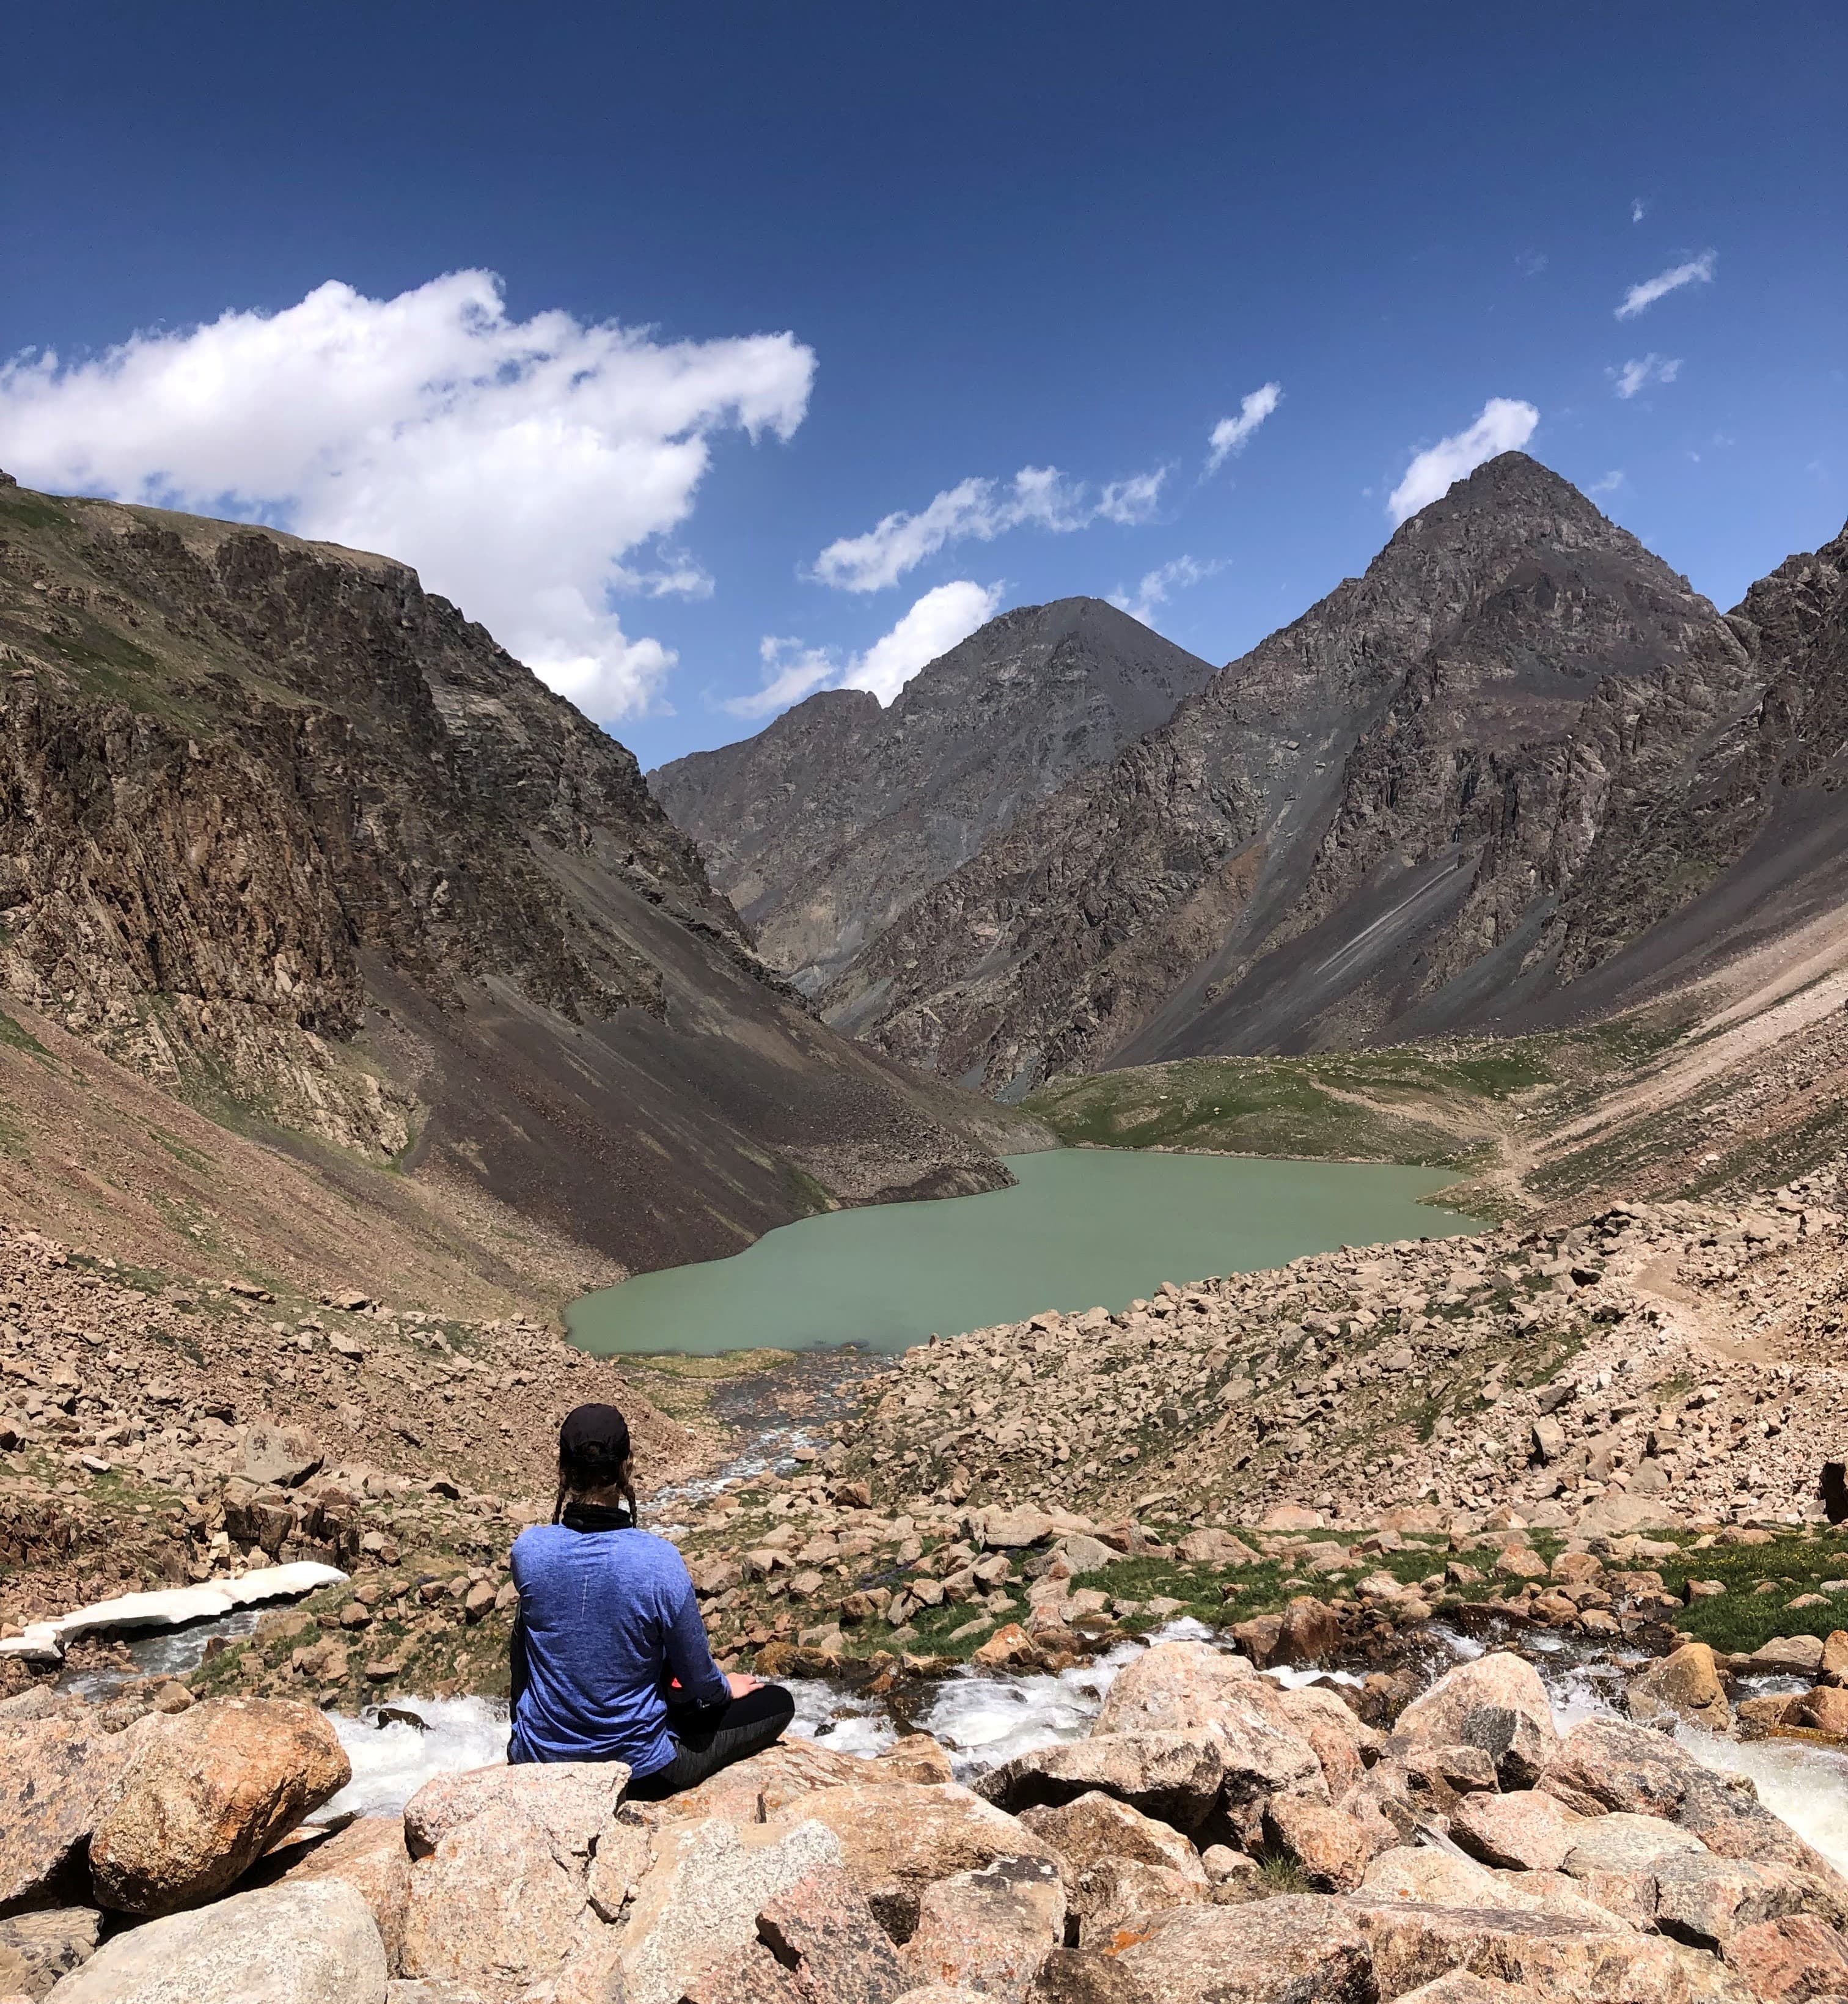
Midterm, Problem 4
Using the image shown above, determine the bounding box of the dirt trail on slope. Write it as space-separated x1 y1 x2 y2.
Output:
1550 907 1848 1153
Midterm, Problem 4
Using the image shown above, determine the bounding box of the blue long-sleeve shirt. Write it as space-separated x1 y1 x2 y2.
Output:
507 1520 727 1773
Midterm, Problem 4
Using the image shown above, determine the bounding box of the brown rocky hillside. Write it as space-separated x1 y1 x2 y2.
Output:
0 473 1038 1288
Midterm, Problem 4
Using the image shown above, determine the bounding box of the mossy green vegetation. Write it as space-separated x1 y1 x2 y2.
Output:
1648 1530 1848 1656
1023 1048 1511 1167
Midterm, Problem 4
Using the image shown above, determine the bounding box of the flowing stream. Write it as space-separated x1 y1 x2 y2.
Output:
320 1620 1848 1876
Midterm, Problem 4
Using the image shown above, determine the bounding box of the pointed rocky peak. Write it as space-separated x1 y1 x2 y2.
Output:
886 593 1215 721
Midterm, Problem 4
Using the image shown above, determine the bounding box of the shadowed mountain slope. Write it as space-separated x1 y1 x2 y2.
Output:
821 455 1833 1094
650 596 1217 993
0 474 1039 1280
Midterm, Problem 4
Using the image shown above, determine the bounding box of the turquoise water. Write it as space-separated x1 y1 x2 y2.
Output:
568 1148 1480 1358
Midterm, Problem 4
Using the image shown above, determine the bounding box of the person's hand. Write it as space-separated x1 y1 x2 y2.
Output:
726 1672 761 1698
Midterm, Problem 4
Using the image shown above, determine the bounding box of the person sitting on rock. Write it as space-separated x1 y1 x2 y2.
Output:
508 1401 794 1796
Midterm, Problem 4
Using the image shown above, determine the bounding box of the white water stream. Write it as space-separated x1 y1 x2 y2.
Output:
319 1618 1848 1878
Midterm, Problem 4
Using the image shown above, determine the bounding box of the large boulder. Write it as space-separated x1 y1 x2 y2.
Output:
679 1858 911 2004
905 1855 1066 2002
1357 1848 1620 1932
1450 1789 1582 1873
1093 1641 1256 1736
0 1719 136 1910
1540 1719 1713 1822
1723 1914 1848 2000
980 1508 1055 1551
1627 1645 1733 1734
1260 1797 1373 1892
776 1784 1065 1939
1536 1717 1848 1893
1016 1793 1204 1879
397 1764 645 1995
664 1739 877 1824
614 1816 851 2004
1084 1642 1326 1838
1561 1812 1708 1879
0 1907 100 1998
1360 1848 1513 1910
270 1818 413 1973
240 1422 322 1488
1260 1683 1379 1797
877 1737 958 1788
976 1733 1225 1831
1066 1857 1208 1950
87 1698 351 1917
1651 1853 1822 1953
1272 1596 1343 1667
1024 1947 1158 2002
1113 1897 1376 2003
402 1761 627 1860
1392 1652 1559 1787
1352 1898 1745 2001
42 1879 385 2003
400 1795 595 1991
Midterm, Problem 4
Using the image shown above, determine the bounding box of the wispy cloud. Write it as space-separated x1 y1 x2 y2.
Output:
1096 467 1169 523
1587 470 1625 496
1205 383 1282 475
1630 197 1649 224
0 272 813 722
1516 250 1548 279
1387 398 1540 524
725 636 840 718
1616 250 1715 320
811 463 1166 593
1109 554 1225 627
722 579 1003 717
1610 353 1682 400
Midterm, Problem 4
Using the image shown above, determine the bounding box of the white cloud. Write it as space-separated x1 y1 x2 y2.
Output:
1386 397 1540 524
844 579 1004 702
1615 251 1715 320
723 579 1003 718
1205 383 1282 474
1630 197 1649 224
1096 467 1170 523
724 636 841 719
810 462 1165 593
1110 554 1225 627
1515 250 1549 279
1610 353 1682 399
0 272 814 721
1587 469 1626 496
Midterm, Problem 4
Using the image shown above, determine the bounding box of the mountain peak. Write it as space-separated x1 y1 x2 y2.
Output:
1399 450 1607 535
653 594 1217 990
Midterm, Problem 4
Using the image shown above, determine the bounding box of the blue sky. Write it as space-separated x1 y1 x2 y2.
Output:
2 3 1842 768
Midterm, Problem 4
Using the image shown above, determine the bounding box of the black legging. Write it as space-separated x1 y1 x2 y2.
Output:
623 1683 797 1800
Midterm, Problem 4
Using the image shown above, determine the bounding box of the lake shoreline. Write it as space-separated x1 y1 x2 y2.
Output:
568 1147 1484 1360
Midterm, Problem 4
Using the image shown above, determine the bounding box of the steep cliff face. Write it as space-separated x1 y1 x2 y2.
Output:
822 455 1756 1091
650 597 1216 992
0 475 1037 1273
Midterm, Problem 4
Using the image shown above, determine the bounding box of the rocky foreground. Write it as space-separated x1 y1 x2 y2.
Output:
7 1634 1848 2002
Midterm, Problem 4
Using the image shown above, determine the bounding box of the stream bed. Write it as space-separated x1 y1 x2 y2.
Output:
318 1619 1848 1877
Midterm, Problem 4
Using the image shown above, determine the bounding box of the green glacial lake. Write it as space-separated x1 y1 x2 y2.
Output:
568 1148 1481 1359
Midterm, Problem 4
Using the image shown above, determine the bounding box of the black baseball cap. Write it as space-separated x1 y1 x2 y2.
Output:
559 1403 631 1460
